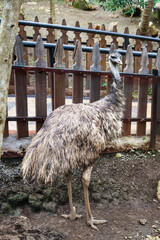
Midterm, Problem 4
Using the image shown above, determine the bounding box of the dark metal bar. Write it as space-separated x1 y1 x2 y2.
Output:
1 18 160 43
6 116 45 121
6 116 155 122
12 65 160 78
124 36 130 50
22 40 157 58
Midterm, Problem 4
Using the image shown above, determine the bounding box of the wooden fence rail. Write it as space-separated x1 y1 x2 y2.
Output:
3 22 160 150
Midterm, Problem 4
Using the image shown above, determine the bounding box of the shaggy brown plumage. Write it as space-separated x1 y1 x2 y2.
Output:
22 80 124 183
22 43 125 230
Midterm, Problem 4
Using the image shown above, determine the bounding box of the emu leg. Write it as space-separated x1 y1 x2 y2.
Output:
62 171 82 220
82 165 107 231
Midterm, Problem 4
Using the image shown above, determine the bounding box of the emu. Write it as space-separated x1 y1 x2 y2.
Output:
22 43 125 230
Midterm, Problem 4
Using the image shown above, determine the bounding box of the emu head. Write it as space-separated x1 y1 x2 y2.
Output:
108 43 122 83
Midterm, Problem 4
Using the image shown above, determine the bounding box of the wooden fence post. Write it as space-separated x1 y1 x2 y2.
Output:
4 109 9 138
54 38 65 109
134 29 141 89
90 42 101 103
35 36 47 132
47 17 55 88
14 35 28 138
156 48 160 135
74 21 81 44
122 27 129 72
123 45 134 136
61 19 69 88
86 23 94 90
137 46 149 136
150 70 158 150
99 24 107 89
111 25 118 48
72 40 83 103
33 16 41 61
19 13 29 85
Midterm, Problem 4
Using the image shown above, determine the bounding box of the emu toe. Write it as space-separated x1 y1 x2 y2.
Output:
87 217 107 231
62 206 82 221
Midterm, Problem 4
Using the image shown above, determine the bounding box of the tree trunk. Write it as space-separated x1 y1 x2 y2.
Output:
139 0 154 35
0 0 23 158
50 0 56 23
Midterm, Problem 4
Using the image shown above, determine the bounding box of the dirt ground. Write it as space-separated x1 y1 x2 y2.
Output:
0 150 160 240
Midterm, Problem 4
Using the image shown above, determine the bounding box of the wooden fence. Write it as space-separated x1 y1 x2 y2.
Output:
3 17 160 150
7 15 160 89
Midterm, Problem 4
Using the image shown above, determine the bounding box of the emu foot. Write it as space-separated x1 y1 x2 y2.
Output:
62 206 82 221
87 216 107 231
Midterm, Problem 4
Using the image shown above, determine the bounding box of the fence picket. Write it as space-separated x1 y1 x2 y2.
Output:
147 29 153 75
137 46 149 136
61 19 69 88
123 45 134 136
156 48 160 135
14 35 28 138
4 110 9 138
54 38 65 109
90 42 101 103
47 17 55 88
122 27 129 71
99 24 107 88
72 40 83 103
74 21 81 43
111 25 118 48
86 23 94 89
35 36 47 132
33 16 41 61
19 14 29 85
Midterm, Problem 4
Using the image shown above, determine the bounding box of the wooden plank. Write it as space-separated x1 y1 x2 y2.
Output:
123 77 133 136
86 22 94 90
156 48 160 135
72 40 83 103
123 45 134 136
47 17 55 88
122 27 129 71
54 38 65 109
35 36 47 132
134 28 141 89
14 35 28 138
33 16 41 61
90 42 101 103
19 14 29 85
111 25 118 48
74 21 81 44
137 46 149 136
90 74 100 103
61 19 69 88
54 73 65 109
136 78 148 135
4 109 9 138
99 24 106 89
150 76 158 150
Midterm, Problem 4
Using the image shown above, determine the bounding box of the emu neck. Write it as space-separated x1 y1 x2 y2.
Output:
109 61 121 82
106 61 124 110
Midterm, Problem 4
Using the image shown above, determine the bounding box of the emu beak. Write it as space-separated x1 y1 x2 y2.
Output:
118 59 122 65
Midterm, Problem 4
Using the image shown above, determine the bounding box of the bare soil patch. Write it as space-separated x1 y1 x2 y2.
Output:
0 151 160 240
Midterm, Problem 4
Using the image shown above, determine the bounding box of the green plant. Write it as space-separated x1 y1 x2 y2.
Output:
98 0 146 16
148 86 152 96
132 90 138 100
